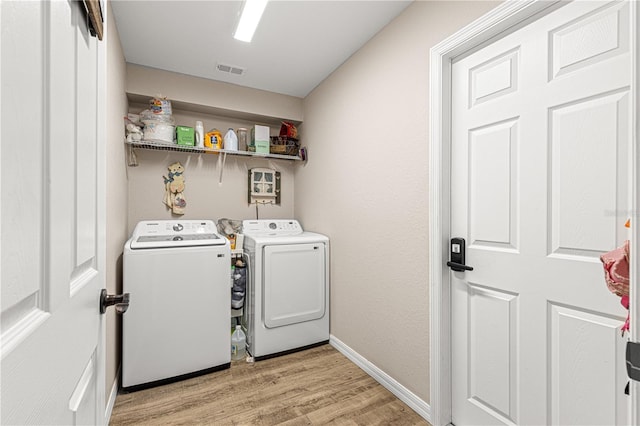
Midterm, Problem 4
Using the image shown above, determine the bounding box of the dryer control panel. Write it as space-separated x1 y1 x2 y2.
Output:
242 220 303 236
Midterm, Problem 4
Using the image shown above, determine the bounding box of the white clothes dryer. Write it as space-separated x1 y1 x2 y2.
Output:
242 219 329 360
123 220 231 391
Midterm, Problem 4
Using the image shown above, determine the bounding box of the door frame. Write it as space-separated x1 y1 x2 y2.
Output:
427 1 639 425
97 1 108 422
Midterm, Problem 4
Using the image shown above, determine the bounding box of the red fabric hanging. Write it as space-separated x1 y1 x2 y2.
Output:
600 240 630 335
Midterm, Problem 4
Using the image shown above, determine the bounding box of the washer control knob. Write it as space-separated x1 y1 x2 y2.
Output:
173 223 184 232
269 222 277 230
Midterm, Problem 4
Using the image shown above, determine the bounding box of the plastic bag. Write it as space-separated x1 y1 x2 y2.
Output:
217 218 242 237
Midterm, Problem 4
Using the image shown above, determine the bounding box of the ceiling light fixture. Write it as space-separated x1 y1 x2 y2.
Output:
234 0 268 43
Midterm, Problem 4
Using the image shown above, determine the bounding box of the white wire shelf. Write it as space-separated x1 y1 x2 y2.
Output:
125 139 302 161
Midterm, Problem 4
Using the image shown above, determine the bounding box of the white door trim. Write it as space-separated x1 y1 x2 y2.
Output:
630 0 640 421
97 3 108 423
428 1 639 425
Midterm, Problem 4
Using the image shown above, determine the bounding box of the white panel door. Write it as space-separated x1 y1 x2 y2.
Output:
1 1 106 424
263 243 326 328
451 1 632 425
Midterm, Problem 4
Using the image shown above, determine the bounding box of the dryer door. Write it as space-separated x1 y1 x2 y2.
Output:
263 243 326 328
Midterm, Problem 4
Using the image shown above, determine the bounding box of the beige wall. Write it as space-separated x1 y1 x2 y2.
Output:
126 148 297 232
297 0 500 403
105 1 129 402
126 64 303 123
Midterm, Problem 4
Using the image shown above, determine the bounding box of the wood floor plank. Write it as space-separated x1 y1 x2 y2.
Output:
109 344 430 425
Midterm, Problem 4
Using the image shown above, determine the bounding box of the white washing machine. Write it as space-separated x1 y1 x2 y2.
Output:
242 219 329 360
123 220 231 391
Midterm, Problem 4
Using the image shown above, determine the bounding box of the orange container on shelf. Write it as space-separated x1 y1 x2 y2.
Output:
204 129 223 150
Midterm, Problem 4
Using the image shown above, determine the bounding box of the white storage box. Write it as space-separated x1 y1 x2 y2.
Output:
252 125 270 154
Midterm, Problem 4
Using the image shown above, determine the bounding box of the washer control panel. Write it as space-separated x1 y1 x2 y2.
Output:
132 220 214 235
130 220 226 249
242 220 303 236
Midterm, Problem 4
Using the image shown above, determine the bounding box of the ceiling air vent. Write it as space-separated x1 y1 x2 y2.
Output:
217 63 245 76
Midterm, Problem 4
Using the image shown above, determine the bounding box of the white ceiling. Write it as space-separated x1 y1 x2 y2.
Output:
111 0 412 98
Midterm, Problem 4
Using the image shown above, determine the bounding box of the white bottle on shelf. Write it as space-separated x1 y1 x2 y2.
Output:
195 121 204 148
224 128 238 151
231 325 246 361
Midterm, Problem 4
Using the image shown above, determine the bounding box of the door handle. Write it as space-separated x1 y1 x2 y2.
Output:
626 341 640 381
100 289 130 314
447 237 473 272
446 261 474 272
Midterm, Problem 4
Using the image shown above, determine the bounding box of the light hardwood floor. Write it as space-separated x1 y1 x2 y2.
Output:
110 344 430 425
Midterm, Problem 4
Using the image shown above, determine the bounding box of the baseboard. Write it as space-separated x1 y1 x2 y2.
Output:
329 335 431 422
104 366 120 424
